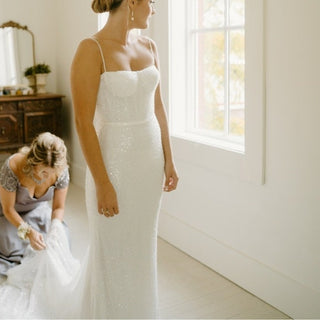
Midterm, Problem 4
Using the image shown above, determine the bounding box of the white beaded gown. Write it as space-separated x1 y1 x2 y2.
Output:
0 219 80 319
78 38 165 318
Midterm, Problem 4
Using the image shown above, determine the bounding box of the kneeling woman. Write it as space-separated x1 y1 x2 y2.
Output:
0 132 69 277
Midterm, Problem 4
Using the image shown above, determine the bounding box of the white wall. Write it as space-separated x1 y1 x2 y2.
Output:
55 0 96 179
151 0 320 318
0 0 95 175
1 1 320 318
0 0 58 92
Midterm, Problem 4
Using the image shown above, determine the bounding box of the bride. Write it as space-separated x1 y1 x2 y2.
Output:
72 0 178 317
0 0 178 318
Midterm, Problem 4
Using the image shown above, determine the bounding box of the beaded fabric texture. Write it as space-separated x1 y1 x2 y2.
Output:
0 159 19 192
0 158 69 194
0 219 79 318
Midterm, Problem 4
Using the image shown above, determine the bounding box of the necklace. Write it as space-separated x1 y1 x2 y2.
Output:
29 171 47 185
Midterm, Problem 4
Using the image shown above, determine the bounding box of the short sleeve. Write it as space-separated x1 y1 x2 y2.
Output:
55 168 70 189
0 159 19 192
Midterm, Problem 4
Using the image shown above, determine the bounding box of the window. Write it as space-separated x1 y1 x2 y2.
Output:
170 0 245 152
169 0 265 183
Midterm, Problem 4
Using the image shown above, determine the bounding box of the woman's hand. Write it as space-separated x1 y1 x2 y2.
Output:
96 181 119 218
164 162 179 192
27 229 46 251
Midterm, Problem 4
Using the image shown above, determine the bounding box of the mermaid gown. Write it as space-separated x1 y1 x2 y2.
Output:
80 39 164 318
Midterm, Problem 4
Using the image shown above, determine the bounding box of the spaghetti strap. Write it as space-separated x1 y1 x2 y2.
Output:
148 38 155 63
90 37 107 73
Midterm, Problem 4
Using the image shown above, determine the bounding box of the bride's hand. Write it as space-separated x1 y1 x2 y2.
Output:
164 162 179 192
96 181 119 218
27 229 46 250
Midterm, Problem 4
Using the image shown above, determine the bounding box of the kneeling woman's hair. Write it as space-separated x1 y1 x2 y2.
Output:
20 132 68 176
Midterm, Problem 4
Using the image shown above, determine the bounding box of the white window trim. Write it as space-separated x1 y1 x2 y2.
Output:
165 0 265 185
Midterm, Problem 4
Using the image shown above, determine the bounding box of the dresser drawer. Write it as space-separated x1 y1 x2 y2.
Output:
0 94 64 153
0 114 22 145
19 99 61 112
0 102 18 113
24 111 57 143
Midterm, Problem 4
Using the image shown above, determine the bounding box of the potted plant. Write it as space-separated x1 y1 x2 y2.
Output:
24 63 51 94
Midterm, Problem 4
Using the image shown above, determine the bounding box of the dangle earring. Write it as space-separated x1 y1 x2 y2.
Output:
131 10 134 21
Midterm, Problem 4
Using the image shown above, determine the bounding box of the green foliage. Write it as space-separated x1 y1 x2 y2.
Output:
24 66 34 77
24 63 51 77
230 118 245 136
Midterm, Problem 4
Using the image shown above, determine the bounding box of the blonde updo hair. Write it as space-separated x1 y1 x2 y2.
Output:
20 132 68 176
91 0 124 13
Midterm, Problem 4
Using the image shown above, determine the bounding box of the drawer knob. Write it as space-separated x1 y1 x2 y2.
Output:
1 127 6 135
0 106 3 111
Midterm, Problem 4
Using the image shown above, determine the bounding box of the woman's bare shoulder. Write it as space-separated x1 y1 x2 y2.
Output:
137 35 157 52
137 35 154 45
76 37 101 54
137 35 156 45
8 153 24 174
72 38 102 74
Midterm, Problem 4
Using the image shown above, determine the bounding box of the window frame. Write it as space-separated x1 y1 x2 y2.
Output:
168 0 265 184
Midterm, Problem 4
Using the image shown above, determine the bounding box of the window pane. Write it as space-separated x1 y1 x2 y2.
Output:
196 32 225 133
230 0 245 26
197 0 225 29
229 29 245 136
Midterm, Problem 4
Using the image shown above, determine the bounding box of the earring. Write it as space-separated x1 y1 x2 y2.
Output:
131 10 134 21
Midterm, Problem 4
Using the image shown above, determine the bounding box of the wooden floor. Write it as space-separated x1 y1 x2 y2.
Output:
66 184 290 320
0 155 290 319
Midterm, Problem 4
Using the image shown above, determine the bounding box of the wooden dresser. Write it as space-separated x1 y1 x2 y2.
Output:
0 94 64 153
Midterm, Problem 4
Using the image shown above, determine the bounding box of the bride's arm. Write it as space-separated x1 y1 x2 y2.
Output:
71 39 119 216
150 40 179 192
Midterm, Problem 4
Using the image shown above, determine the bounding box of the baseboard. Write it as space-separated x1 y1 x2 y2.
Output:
158 210 320 319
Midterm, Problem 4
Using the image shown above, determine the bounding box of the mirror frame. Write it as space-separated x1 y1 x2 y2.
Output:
0 20 37 93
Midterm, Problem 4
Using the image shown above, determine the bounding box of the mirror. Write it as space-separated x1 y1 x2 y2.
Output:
0 20 36 92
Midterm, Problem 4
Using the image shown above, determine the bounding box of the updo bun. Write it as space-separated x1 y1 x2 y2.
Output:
91 0 123 13
20 132 68 176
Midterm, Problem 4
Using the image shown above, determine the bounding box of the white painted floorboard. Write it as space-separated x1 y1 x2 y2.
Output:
65 183 290 320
